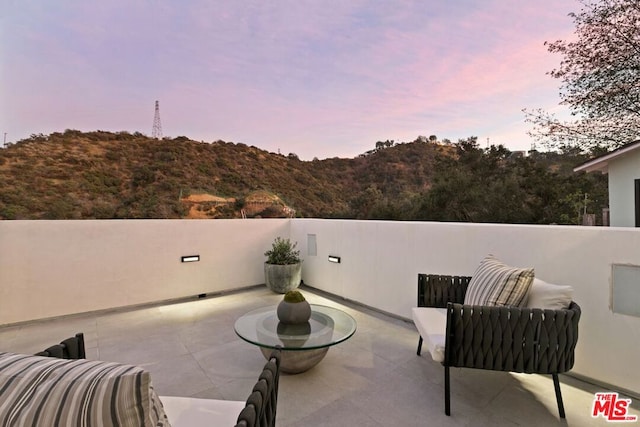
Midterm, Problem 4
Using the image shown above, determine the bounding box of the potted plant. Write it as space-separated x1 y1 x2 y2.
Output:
277 290 311 324
264 237 302 293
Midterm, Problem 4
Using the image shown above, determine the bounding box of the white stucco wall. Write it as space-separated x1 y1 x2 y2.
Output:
1 218 639 396
609 148 640 227
0 219 289 324
291 219 640 397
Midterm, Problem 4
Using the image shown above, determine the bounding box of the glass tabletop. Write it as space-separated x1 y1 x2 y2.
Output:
234 304 357 351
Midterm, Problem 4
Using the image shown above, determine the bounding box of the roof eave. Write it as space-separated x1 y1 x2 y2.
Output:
573 140 640 174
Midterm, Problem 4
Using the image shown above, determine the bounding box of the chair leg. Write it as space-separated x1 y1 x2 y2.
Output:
417 336 423 355
444 366 451 416
552 373 566 419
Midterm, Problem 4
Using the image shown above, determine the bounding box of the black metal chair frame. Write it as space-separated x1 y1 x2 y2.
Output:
416 274 581 419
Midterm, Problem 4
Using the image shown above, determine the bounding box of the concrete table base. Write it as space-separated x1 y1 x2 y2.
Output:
260 347 329 374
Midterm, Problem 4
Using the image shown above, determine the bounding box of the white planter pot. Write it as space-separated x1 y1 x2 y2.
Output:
264 262 302 293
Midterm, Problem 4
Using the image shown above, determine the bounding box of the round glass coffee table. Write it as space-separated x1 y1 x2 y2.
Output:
234 304 357 374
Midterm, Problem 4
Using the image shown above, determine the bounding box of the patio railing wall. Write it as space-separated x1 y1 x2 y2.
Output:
0 219 289 325
1 218 638 397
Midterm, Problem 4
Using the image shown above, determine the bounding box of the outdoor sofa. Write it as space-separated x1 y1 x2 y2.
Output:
412 255 581 418
0 333 281 427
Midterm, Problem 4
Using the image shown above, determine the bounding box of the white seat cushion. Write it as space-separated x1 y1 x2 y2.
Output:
160 396 245 427
411 307 447 363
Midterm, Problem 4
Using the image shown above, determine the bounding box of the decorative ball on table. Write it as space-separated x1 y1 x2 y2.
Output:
277 290 311 324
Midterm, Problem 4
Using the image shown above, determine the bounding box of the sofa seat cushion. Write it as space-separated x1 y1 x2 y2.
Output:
464 255 534 307
0 352 170 427
411 307 447 363
160 396 245 427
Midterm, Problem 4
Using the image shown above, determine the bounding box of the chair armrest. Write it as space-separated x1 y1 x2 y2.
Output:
418 274 471 308
61 333 86 359
34 332 85 359
445 302 581 374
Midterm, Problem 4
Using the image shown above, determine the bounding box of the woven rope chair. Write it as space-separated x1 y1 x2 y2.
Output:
32 334 282 426
416 274 581 418
235 347 282 427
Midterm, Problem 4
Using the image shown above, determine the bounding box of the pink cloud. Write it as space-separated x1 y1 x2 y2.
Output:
2 0 579 159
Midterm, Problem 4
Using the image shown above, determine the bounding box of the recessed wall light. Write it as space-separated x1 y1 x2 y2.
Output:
328 255 341 263
181 255 200 263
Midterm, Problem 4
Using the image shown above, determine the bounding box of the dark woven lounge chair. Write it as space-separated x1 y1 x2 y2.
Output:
414 274 581 418
235 347 282 427
32 333 282 426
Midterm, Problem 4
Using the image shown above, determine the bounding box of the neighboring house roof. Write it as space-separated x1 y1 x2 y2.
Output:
573 140 640 173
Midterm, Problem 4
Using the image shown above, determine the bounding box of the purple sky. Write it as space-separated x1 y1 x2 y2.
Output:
2 1 576 160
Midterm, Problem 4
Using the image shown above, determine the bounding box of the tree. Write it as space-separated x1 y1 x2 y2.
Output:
413 137 608 224
349 184 383 219
524 0 640 153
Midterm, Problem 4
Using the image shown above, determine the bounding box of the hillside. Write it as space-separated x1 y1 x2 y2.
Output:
0 130 607 223
0 130 444 220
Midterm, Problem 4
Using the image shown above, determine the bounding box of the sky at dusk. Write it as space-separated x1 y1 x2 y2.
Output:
1 1 578 160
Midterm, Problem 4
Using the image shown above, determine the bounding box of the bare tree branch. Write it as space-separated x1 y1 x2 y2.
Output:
524 0 640 153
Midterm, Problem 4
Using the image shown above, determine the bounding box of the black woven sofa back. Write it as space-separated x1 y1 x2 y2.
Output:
418 274 470 307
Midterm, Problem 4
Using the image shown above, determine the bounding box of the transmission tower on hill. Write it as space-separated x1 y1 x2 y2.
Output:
152 100 163 139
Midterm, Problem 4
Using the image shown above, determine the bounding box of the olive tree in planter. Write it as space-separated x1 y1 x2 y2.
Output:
264 237 302 294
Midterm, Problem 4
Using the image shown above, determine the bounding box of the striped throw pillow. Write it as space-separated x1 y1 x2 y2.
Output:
0 352 171 427
464 255 534 307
